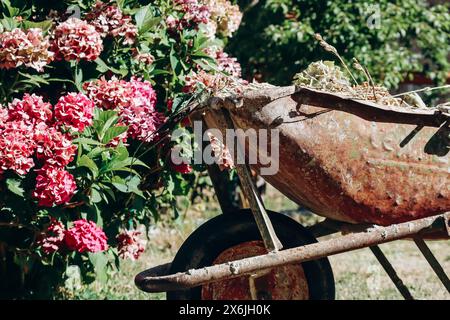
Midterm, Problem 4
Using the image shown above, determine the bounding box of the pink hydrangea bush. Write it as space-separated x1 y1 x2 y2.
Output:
0 0 244 298
51 18 103 62
64 219 108 253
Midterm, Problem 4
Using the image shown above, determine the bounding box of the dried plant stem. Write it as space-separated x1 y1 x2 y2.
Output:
314 33 359 86
392 84 450 98
353 58 377 101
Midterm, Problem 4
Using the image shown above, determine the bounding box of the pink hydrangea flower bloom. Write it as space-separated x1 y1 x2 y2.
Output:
85 1 138 45
54 92 94 132
32 165 77 207
84 77 165 142
0 120 36 175
8 94 53 125
35 126 77 167
0 28 53 71
83 76 131 110
119 105 165 143
65 219 108 253
38 218 66 254
116 230 146 260
52 18 103 62
175 0 211 25
132 51 155 65
204 0 243 37
213 49 242 78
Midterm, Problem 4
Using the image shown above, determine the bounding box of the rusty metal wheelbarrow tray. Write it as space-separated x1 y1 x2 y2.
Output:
202 85 450 226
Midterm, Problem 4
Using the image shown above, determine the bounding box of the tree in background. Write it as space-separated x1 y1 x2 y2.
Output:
228 0 449 89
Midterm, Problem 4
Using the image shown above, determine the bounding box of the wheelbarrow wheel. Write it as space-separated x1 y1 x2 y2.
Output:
167 209 335 300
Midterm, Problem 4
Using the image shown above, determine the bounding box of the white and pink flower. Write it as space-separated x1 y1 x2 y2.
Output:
0 120 36 175
85 1 138 45
51 18 103 62
117 230 146 260
0 28 53 71
84 77 165 142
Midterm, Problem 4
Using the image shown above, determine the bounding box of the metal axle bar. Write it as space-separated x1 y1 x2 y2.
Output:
135 213 449 293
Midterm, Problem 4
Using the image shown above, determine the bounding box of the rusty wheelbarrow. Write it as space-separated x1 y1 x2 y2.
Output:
136 85 450 300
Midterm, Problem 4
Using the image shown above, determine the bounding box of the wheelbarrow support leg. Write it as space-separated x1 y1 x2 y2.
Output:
221 108 283 252
369 246 414 300
413 238 450 293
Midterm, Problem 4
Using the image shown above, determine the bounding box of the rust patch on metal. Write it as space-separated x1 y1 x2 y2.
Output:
201 241 309 300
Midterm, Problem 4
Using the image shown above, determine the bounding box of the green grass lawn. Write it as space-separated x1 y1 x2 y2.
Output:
65 185 450 300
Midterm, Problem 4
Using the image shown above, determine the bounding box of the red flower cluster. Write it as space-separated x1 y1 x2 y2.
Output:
116 230 146 260
83 76 130 110
0 120 36 175
84 77 165 142
171 162 193 174
54 92 94 132
0 28 53 71
65 219 108 253
51 18 103 62
35 126 77 167
85 1 138 45
8 94 53 125
33 165 77 207
0 94 81 206
39 218 108 254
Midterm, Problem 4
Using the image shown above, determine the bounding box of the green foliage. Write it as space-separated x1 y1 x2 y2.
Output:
229 0 449 88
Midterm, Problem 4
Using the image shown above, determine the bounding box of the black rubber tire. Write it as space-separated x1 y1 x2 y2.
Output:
167 209 335 300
